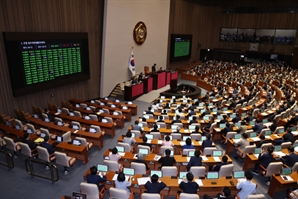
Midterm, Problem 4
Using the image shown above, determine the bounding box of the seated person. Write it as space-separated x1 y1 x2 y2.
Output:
238 121 248 134
172 115 181 124
123 131 136 146
212 155 228 171
41 135 55 155
252 119 263 134
282 146 298 167
156 116 164 122
145 107 154 115
252 146 274 177
202 134 212 149
161 109 168 115
234 133 249 156
86 166 106 190
256 134 269 148
189 116 197 124
115 172 132 196
186 150 202 171
179 172 199 194
183 138 194 150
231 113 241 123
220 122 232 136
150 124 159 132
109 147 121 162
236 171 256 199
203 186 232 199
22 133 37 151
132 153 149 171
192 125 201 134
162 135 174 147
132 121 143 133
139 136 152 149
158 149 176 168
145 174 167 193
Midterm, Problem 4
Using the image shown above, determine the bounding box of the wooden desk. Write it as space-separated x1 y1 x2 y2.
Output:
54 141 88 164
0 123 26 138
99 99 138 116
268 172 298 198
27 117 104 149
51 112 115 137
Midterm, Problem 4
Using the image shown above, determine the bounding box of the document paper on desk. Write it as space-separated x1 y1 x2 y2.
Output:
180 141 186 146
292 131 298 135
157 140 163 144
253 154 259 158
282 176 294 181
213 157 221 162
137 177 151 185
112 174 129 181
201 156 208 161
251 137 260 141
273 151 286 157
195 179 203 186
154 155 161 161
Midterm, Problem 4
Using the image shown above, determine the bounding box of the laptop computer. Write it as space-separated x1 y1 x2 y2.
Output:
145 134 153 140
281 168 292 176
234 134 241 139
274 145 282 152
139 148 149 155
150 170 163 178
40 132 46 138
189 125 196 130
102 119 108 123
206 172 219 179
233 171 245 179
265 130 271 136
72 139 81 146
254 148 261 154
123 168 135 176
201 136 206 141
72 192 86 199
250 132 257 138
250 121 256 126
212 150 222 157
179 171 188 179
188 151 195 157
182 136 191 141
115 146 125 153
241 113 247 117
97 164 108 172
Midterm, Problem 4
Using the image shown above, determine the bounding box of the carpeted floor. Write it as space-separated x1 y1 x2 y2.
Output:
0 77 286 199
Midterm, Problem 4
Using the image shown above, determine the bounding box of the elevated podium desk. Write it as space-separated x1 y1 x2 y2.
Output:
152 71 167 90
142 77 153 94
124 82 144 101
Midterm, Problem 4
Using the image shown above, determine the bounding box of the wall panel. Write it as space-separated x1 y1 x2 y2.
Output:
0 0 104 117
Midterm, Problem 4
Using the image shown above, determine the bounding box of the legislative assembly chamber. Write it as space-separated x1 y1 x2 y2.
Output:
1 0 298 199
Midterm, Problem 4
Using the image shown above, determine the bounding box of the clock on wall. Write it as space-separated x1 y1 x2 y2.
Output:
249 43 259 51
133 21 147 45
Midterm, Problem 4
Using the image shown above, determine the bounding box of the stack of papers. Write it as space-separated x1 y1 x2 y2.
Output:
113 174 129 181
265 136 272 139
291 131 298 135
195 179 203 186
282 175 294 181
180 142 186 146
137 177 150 185
202 156 208 161
273 152 286 157
34 138 44 143
251 137 260 141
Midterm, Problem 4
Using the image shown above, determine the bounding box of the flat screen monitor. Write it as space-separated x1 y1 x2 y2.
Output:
171 125 178 130
123 168 135 176
206 172 219 179
212 150 222 157
233 171 245 179
278 128 284 134
27 128 33 134
15 124 21 130
217 115 223 120
2 32 90 97
57 121 63 126
69 112 75 116
291 127 297 131
188 151 195 157
122 106 128 110
262 119 268 124
189 125 196 130
223 107 228 111
183 136 191 141
145 134 153 140
212 108 217 112
254 148 261 154
203 116 209 121
234 134 241 139
84 116 90 120
97 164 108 172
143 115 150 119
139 148 149 155
72 192 87 199
250 132 257 138
179 171 188 179
274 145 282 151
72 139 81 146
282 168 292 175
113 112 119 116
241 113 247 117
250 121 255 126
209 103 213 106
150 170 163 178
265 130 271 136
89 128 96 133
200 109 205 114
115 146 125 153
230 114 235 119
72 125 79 130
201 136 206 141
40 132 46 138
219 123 226 129
56 136 63 142
235 122 241 127
102 119 108 123
138 123 143 128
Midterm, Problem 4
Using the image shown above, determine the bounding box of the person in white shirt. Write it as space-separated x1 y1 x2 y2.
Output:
162 135 174 147
123 131 136 147
108 147 121 162
115 172 132 198
236 171 256 199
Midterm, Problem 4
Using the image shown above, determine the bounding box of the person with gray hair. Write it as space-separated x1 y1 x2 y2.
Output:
132 153 149 171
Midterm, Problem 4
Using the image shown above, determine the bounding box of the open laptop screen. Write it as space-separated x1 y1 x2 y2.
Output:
206 172 219 179
212 150 222 157
97 164 108 172
115 146 125 153
123 168 135 176
150 170 162 178
72 139 81 146
179 171 188 179
282 168 292 175
233 171 245 179
139 148 149 155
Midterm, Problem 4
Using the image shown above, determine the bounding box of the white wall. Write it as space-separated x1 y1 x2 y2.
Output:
101 0 171 97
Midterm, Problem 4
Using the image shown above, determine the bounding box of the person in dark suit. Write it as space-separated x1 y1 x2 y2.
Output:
252 119 263 134
40 135 55 155
256 135 269 148
43 108 55 122
179 172 199 194
252 146 274 176
156 116 164 122
189 116 197 125
187 109 196 118
244 112 254 123
186 150 202 171
22 133 37 151
145 107 154 115
86 166 106 190
269 120 277 132
139 136 152 150
203 186 233 199
220 122 232 136
158 149 176 168
132 153 149 171
202 134 212 149
282 146 298 167
132 121 143 133
232 113 241 123
145 174 166 193
150 124 159 132
152 63 156 73
212 155 228 171
171 115 181 124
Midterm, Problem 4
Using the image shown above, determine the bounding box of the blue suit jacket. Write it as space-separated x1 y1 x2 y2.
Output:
258 153 274 169
186 156 202 171
41 142 55 154
86 174 106 190
283 153 298 167
202 140 212 149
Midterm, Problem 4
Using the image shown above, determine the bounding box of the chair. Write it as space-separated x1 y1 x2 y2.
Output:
80 182 106 199
32 105 39 116
179 193 199 199
182 149 195 156
142 193 163 199
19 142 37 158
260 143 273 150
118 142 132 152
156 122 166 128
274 126 284 134
273 114 281 123
90 125 101 132
223 131 237 143
40 128 51 137
138 145 151 154
209 122 217 134
131 162 146 175
36 146 55 164
292 162 298 172
173 123 183 128
171 133 181 140
26 123 37 134
71 121 81 130
54 117 64 125
74 111 82 118
150 132 161 139
3 137 20 158
89 114 98 121
161 166 177 176
80 103 87 109
131 130 141 138
61 131 72 143
246 194 265 199
75 137 93 150
102 108 109 114
235 104 241 112
54 151 76 175
109 187 134 199
190 134 201 141
189 166 205 178
238 144 256 158
281 142 292 149
160 146 173 155
14 119 23 130
260 162 283 183
104 117 116 126
140 122 148 127
245 130 254 137
202 147 217 156
103 160 121 171
62 107 70 115
218 164 234 177
260 128 270 136
42 113 49 121
252 109 259 118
